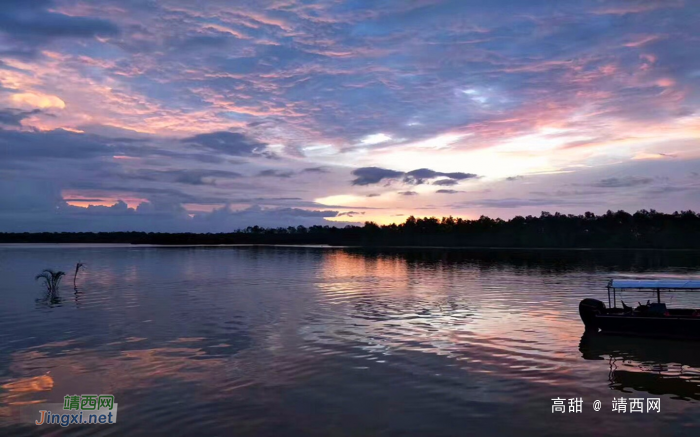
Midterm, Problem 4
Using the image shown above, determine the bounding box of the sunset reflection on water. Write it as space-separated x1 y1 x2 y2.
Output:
1 246 699 436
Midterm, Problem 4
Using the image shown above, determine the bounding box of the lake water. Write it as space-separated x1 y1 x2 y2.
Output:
1 245 700 436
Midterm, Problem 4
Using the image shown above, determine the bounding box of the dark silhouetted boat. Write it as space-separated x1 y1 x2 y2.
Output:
579 279 700 339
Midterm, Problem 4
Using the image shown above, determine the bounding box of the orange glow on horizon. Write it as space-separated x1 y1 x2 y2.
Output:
63 192 147 209
326 211 477 226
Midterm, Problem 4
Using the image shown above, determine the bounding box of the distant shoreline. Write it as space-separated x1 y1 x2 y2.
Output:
2 210 699 249
2 242 700 251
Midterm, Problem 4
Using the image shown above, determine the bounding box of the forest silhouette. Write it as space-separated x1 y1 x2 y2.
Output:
1 209 699 249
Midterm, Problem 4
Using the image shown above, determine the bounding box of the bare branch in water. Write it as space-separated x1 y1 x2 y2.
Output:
35 269 66 293
74 262 86 289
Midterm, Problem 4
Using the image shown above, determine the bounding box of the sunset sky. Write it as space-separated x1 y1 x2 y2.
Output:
1 0 699 231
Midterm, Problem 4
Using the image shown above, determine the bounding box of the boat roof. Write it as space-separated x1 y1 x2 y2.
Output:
609 279 700 290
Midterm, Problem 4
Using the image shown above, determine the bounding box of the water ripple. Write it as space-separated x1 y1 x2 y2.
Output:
1 246 700 435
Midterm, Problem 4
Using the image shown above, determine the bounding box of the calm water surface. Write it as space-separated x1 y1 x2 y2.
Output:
1 245 700 436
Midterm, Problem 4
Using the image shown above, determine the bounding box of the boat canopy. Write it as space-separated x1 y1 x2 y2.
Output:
608 279 700 290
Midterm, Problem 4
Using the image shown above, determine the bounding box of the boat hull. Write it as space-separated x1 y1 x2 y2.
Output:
595 314 700 339
579 299 700 340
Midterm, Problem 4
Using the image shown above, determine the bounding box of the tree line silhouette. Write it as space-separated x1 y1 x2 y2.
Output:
1 209 699 248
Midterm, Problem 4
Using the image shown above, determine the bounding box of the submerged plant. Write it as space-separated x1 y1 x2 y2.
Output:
73 262 85 289
35 269 66 293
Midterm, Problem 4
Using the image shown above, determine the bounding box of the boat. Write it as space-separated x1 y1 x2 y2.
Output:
579 279 700 339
